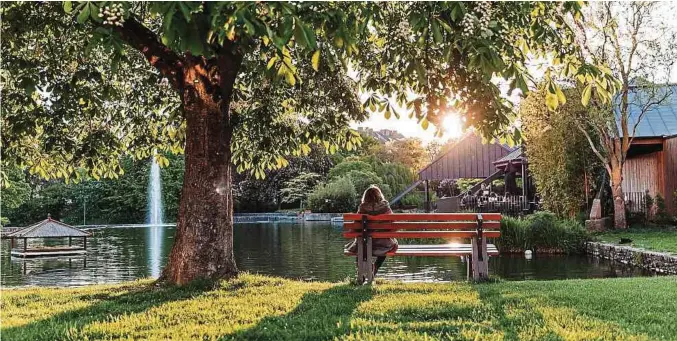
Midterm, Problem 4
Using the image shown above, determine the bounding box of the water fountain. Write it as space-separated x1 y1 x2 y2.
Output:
147 158 164 278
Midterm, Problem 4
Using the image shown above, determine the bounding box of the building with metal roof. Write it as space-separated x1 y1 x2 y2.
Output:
618 86 677 214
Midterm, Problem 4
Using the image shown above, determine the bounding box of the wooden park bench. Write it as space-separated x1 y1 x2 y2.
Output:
343 213 501 284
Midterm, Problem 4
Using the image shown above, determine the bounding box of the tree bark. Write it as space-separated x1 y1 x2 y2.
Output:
161 54 241 284
610 161 627 229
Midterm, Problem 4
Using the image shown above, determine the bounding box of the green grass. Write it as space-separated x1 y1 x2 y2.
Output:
596 227 677 255
2 274 677 340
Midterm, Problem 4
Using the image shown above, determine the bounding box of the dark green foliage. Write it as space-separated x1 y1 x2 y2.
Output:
280 172 322 207
307 178 357 213
4 155 185 226
342 170 391 201
327 160 372 180
497 212 590 254
0 167 31 224
520 88 602 218
456 178 482 193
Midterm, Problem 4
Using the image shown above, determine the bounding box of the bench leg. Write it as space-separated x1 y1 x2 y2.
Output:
465 256 471 281
366 237 374 284
471 237 489 281
356 237 367 284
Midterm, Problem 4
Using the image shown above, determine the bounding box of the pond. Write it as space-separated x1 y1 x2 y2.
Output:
1 222 654 287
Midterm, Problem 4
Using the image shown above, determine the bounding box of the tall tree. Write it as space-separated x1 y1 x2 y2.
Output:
571 2 677 228
520 88 601 218
2 2 616 284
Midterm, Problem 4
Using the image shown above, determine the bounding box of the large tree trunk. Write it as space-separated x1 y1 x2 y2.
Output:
162 55 240 284
610 162 627 229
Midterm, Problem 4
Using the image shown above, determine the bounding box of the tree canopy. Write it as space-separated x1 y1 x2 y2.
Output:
2 1 619 182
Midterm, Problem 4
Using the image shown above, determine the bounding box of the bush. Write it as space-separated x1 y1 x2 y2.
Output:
654 194 673 225
327 161 372 179
342 170 391 200
497 212 590 254
307 177 357 213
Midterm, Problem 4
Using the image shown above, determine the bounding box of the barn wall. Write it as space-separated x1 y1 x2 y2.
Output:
664 137 677 214
622 151 661 197
418 133 511 180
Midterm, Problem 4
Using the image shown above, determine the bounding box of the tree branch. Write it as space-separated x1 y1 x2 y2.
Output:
112 16 184 90
575 119 609 174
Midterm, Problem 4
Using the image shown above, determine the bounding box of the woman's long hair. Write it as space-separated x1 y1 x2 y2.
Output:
361 185 385 204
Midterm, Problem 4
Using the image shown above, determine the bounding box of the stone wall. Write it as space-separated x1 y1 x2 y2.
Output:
587 242 677 274
303 213 343 221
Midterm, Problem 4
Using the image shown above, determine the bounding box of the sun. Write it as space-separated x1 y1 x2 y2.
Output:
442 114 464 139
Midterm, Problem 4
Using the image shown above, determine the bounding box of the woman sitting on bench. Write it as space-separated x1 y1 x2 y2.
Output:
345 185 398 276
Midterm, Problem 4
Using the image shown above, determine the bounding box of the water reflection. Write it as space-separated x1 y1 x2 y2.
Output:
1 222 655 287
147 225 165 278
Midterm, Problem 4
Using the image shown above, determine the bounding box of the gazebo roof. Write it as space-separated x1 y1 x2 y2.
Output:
493 147 525 167
6 215 91 238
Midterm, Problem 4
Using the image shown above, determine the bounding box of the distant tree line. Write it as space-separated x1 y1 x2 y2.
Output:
2 132 433 225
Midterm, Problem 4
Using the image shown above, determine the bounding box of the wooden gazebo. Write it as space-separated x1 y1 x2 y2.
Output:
6 214 92 258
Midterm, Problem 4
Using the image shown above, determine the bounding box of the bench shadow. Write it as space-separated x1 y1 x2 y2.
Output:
226 284 374 341
2 281 211 341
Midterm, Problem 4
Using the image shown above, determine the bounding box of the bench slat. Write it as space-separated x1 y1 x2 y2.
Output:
344 244 499 257
343 231 501 239
343 213 501 222
343 221 501 230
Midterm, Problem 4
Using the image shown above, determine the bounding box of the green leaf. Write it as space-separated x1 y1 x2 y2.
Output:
293 19 316 49
77 4 90 24
64 1 73 13
311 50 320 71
178 3 192 22
581 84 592 106
421 118 429 130
431 21 442 44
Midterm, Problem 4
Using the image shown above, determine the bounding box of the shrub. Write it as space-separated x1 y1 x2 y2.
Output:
307 177 357 213
327 161 372 179
342 170 391 200
654 194 673 225
400 192 423 207
497 212 590 254
456 178 482 193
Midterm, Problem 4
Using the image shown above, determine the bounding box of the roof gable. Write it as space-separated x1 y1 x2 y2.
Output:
7 216 91 238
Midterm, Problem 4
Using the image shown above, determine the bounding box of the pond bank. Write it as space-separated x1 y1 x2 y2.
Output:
2 274 676 340
587 241 677 275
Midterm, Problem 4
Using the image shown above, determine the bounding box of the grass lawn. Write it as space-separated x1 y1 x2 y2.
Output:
596 227 677 254
2 275 677 340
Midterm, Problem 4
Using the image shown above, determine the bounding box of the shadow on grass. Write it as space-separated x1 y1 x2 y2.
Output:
2 281 212 341
226 284 374 340
475 283 551 340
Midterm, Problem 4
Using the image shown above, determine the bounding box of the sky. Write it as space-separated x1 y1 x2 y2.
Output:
353 2 677 146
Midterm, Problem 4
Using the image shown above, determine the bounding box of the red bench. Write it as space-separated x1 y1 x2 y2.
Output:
343 213 501 284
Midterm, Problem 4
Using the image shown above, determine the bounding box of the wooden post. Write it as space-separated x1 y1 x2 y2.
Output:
69 236 72 246
424 179 431 213
83 237 87 250
24 238 28 252
10 238 14 249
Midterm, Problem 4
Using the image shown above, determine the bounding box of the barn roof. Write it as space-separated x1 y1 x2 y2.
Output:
418 131 513 180
620 85 677 138
7 215 91 238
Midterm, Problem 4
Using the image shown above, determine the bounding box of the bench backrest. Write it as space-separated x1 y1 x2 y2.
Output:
343 213 502 239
